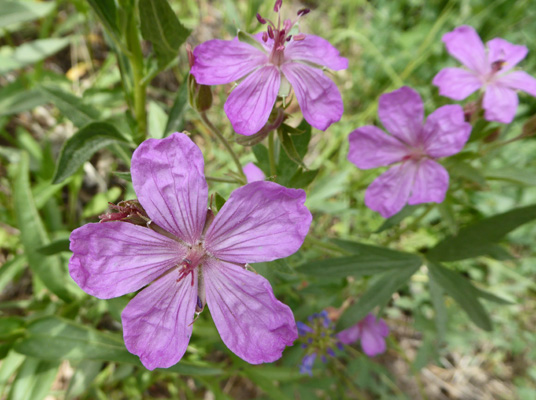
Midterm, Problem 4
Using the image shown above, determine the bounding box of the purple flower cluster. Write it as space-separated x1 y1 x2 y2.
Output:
298 311 389 375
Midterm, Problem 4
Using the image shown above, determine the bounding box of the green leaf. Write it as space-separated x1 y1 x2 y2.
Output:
87 0 120 37
139 0 191 67
37 239 70 256
0 0 55 28
427 263 492 331
65 360 103 400
7 358 59 400
0 255 25 294
375 205 419 233
52 122 130 184
214 193 227 212
277 120 311 184
148 101 167 139
164 79 189 136
0 317 25 340
82 187 122 218
0 351 25 394
39 85 100 128
0 83 46 117
297 241 422 278
0 38 70 75
337 265 418 330
428 275 447 343
12 153 73 301
15 316 222 375
112 171 132 181
427 204 536 262
485 168 536 186
252 144 270 177
287 168 318 189
447 160 486 186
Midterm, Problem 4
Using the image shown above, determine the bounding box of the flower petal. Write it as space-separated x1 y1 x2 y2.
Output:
299 353 316 376
348 126 409 169
281 62 343 131
487 38 528 73
432 67 482 100
204 181 311 263
191 39 268 85
337 324 361 345
482 84 518 123
497 71 536 97
243 162 266 182
365 162 418 218
442 25 488 75
122 272 197 370
69 222 186 299
422 105 471 158
378 86 423 147
224 66 280 136
131 132 208 245
408 160 449 205
360 327 386 357
203 258 297 364
284 34 348 70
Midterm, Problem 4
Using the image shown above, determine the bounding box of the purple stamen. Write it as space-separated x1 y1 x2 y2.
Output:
267 25 274 39
274 0 282 12
297 8 310 17
256 13 266 24
262 32 268 42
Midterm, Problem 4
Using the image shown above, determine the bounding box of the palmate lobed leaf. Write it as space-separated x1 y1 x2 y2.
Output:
427 204 536 262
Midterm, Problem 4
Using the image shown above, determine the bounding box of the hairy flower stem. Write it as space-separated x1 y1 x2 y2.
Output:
125 20 147 145
199 112 246 184
268 130 277 177
205 176 243 184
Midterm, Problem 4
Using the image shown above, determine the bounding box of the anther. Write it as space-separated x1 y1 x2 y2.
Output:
262 32 268 42
297 8 310 17
256 13 266 24
274 0 282 12
293 33 306 41
267 25 274 39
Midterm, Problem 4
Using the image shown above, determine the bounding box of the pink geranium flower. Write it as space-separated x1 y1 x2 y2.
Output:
348 86 471 218
433 25 536 124
69 132 312 370
243 162 266 182
190 1 347 136
337 314 389 357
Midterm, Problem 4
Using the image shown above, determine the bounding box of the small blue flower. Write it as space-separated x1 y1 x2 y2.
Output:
300 353 317 376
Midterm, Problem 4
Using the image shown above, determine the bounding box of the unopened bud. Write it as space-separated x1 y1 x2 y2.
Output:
256 13 266 24
274 0 282 12
297 8 310 17
188 74 213 112
186 43 195 68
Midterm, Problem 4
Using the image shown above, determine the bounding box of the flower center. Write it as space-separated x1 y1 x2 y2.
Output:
256 1 310 66
177 243 206 286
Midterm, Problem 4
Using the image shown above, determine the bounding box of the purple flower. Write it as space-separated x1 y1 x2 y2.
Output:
348 86 471 218
433 25 536 124
337 314 389 357
243 162 266 182
190 1 347 136
299 353 316 376
69 132 312 370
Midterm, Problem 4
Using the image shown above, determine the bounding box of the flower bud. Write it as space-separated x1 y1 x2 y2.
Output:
188 73 213 112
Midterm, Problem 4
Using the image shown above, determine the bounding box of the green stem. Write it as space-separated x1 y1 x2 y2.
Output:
268 130 277 177
383 204 435 245
304 236 352 256
205 176 242 184
125 15 147 144
199 112 246 184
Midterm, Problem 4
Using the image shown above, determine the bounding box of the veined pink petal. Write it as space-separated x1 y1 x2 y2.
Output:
497 71 536 97
432 67 482 100
131 132 208 245
487 38 528 73
408 160 449 205
442 25 488 75
422 105 471 158
122 272 197 370
203 258 297 364
191 39 268 85
337 324 360 345
204 181 311 263
483 84 518 123
364 162 418 218
284 34 348 70
347 126 409 169
243 162 266 182
281 62 343 131
69 222 186 299
378 86 424 147
224 66 280 136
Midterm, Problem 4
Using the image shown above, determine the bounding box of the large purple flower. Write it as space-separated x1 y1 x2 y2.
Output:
433 25 536 124
69 132 312 370
348 86 471 218
190 1 347 136
337 314 389 357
